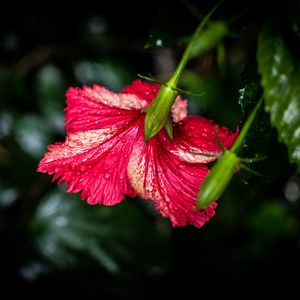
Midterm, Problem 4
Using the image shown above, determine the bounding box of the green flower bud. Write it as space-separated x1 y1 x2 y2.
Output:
196 151 240 209
144 84 177 141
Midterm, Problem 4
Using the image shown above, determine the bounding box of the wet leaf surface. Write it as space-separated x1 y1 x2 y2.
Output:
258 18 300 171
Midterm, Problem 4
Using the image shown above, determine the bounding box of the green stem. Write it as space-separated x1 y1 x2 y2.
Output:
231 97 263 154
144 0 224 141
168 0 224 87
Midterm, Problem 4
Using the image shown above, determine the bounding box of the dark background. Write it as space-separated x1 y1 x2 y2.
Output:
0 0 299 299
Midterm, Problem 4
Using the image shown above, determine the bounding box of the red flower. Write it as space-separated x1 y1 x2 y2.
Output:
38 80 237 227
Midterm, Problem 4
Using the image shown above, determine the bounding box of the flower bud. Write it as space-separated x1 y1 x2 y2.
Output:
196 151 240 209
144 84 177 141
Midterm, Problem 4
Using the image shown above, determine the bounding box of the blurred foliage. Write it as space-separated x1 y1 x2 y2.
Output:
0 0 300 299
32 187 170 274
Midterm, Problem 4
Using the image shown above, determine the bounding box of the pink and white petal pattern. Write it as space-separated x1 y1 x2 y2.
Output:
38 80 238 228
171 96 188 123
38 120 142 206
128 128 216 228
167 116 238 164
65 85 148 132
121 80 160 103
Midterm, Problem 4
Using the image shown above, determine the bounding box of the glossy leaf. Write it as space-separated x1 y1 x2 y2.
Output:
258 19 300 171
31 187 170 275
238 57 263 112
237 56 289 194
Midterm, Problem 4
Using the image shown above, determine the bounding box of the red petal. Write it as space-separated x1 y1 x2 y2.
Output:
128 128 216 228
121 80 160 103
169 116 238 164
65 84 148 132
38 121 142 205
121 81 188 122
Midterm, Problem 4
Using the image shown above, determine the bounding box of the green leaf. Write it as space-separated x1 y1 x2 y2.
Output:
236 56 289 195
30 187 170 275
258 19 300 171
238 56 263 112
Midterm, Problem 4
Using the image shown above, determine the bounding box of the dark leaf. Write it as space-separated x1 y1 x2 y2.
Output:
238 57 262 112
237 56 290 195
289 0 300 39
36 64 67 134
31 187 170 276
258 19 300 171
249 200 296 239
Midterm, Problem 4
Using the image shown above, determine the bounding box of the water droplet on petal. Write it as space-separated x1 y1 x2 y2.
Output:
147 186 154 192
104 173 110 179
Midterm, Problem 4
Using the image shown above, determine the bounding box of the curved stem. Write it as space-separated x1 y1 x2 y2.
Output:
168 0 224 88
231 97 263 154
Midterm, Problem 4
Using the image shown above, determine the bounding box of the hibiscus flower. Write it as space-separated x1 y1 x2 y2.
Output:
38 80 237 227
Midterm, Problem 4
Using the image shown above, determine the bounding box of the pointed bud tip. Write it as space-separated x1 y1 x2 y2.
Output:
195 199 210 210
144 131 155 142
